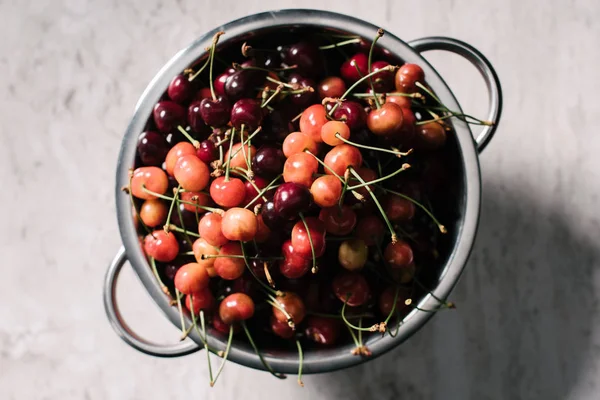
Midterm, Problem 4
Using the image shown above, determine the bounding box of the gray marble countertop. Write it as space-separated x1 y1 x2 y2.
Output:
2 1 599 399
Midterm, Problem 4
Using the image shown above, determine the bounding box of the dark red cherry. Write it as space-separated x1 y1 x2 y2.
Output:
273 182 312 220
395 63 425 93
219 293 255 324
370 61 395 93
196 140 217 163
340 53 368 83
153 101 186 133
253 146 285 178
271 315 295 339
230 98 263 131
225 69 263 101
212 313 240 334
332 272 370 307
137 131 168 167
187 101 211 134
214 67 236 97
280 240 311 279
243 176 269 207
282 41 323 78
168 74 195 104
305 316 340 345
199 97 231 127
332 101 367 130
288 73 316 107
261 201 285 231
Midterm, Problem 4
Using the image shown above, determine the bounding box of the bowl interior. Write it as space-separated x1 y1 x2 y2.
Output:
115 9 480 374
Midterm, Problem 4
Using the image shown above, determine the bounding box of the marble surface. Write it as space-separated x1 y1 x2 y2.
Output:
2 0 600 399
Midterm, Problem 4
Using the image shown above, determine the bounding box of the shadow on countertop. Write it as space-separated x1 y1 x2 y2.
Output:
312 179 600 400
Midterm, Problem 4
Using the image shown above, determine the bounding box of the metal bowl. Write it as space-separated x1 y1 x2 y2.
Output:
104 9 502 375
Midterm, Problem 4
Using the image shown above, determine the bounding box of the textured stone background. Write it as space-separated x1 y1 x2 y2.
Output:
2 0 600 399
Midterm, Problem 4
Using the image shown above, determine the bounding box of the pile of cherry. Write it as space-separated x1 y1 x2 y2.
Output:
126 28 488 385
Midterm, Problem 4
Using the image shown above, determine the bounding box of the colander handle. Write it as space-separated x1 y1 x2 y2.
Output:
408 36 503 153
103 247 201 357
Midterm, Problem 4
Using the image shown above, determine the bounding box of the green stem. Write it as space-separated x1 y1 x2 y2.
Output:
141 185 220 213
367 29 384 109
149 257 170 296
241 321 286 379
168 225 201 238
199 310 214 382
210 325 233 387
335 133 412 158
224 128 236 181
296 339 304 387
221 127 262 170
175 289 186 337
299 213 317 274
177 125 200 148
163 185 181 232
188 56 211 82
202 254 283 261
347 163 410 191
208 32 225 100
245 174 282 209
318 38 361 50
341 300 376 332
304 150 344 183
383 188 447 233
240 242 280 296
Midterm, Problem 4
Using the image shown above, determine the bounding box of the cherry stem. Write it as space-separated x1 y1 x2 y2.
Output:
163 185 181 233
232 170 269 203
335 133 412 158
187 56 211 82
265 75 297 89
263 262 275 288
383 286 401 326
295 339 305 387
177 125 200 149
346 163 411 190
241 321 286 379
224 127 236 181
345 321 361 348
368 29 384 109
415 81 442 104
149 257 170 296
415 114 455 126
338 171 349 208
341 299 378 332
141 185 220 213
266 299 296 329
240 242 281 296
167 224 201 238
307 311 374 319
261 84 283 108
175 289 186 338
192 308 214 383
221 127 262 170
291 111 303 123
238 125 251 173
299 213 317 275
245 174 282 209
382 188 446 233
349 167 397 243
420 105 493 125
318 38 361 50
405 298 455 313
201 254 283 261
233 63 296 75
413 277 453 306
262 86 312 95
328 65 397 116
208 31 225 101
210 325 233 387
352 92 422 99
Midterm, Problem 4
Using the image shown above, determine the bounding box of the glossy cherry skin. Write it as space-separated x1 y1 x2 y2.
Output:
338 239 368 271
243 176 269 207
318 76 346 99
173 155 210 192
153 101 186 133
180 191 212 213
416 122 446 150
305 316 340 345
386 94 412 108
230 98 263 131
340 53 368 83
282 41 322 78
185 288 215 315
225 142 257 170
187 101 211 134
321 120 350 146
168 74 195 104
280 240 311 279
382 194 415 222
139 199 167 227
355 215 385 245
384 240 414 269
144 230 179 262
283 152 318 188
271 315 295 339
253 146 285 178
370 61 395 93
209 177 246 208
288 73 316 106
272 292 306 326
199 97 231 127
219 293 255 324
197 140 217 163
221 207 257 242
192 238 218 276
131 167 169 200
273 182 312 220
310 175 343 208
291 217 326 259
332 272 370 307
137 131 168 167
318 205 357 236
395 63 425 93
195 87 212 101
224 69 263 101
165 142 196 176
282 131 318 158
214 67 236 97
299 104 327 143
367 102 404 136
214 242 246 280
174 262 210 294
198 213 228 247
332 101 367 130
261 201 285 231
323 144 363 177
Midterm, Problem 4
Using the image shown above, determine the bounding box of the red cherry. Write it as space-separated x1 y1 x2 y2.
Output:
384 240 414 269
283 152 318 188
370 61 395 93
318 76 346 99
131 167 169 200
230 98 264 131
221 208 258 242
197 140 217 163
367 102 404 136
386 94 412 108
282 131 318 158
185 288 215 315
332 272 370 306
198 213 228 247
299 104 327 143
279 240 311 279
209 177 246 208
272 292 306 326
168 74 195 104
305 316 340 345
291 217 326 259
340 53 368 83
395 63 425 93
219 293 255 324
214 242 246 280
271 315 295 339
323 144 363 177
350 167 377 198
332 101 367 130
180 191 212 213
214 67 236 97
195 87 212 101
382 194 415 222
310 175 343 208
318 205 357 236
174 262 210 294
153 101 186 133
355 215 384 245
187 101 210 135
192 238 218 276
254 214 271 243
173 155 210 192
139 199 167 228
243 176 269 207
143 230 179 262
165 142 196 176
416 122 447 150
199 97 231 127
321 120 350 146
212 313 240 334
273 182 312 220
